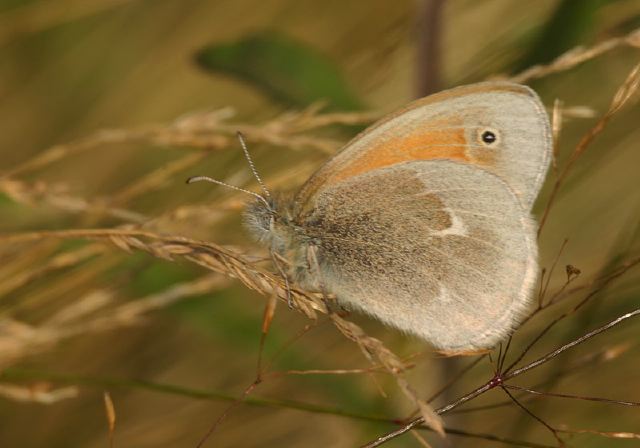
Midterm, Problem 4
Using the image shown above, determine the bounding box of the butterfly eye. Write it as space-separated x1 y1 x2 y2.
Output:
478 128 500 146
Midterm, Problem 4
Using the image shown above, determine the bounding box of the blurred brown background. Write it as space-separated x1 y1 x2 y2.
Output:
0 0 639 447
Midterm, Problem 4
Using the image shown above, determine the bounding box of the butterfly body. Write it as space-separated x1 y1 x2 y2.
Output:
243 81 551 351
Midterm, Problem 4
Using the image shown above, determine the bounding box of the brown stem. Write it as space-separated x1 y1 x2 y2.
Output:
416 0 445 97
362 307 640 447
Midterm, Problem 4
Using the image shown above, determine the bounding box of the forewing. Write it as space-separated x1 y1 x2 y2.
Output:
300 160 537 350
296 82 551 211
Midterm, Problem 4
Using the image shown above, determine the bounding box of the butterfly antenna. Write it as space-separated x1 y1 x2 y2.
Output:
186 175 271 210
236 131 271 200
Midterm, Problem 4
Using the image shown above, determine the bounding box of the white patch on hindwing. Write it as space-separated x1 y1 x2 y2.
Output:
432 207 467 237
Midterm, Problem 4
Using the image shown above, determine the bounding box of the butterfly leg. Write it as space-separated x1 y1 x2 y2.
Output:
270 250 293 309
306 244 340 314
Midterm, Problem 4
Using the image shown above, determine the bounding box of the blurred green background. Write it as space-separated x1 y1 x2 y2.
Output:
0 0 639 447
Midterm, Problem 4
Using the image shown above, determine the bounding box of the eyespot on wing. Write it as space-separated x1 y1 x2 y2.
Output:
296 81 551 212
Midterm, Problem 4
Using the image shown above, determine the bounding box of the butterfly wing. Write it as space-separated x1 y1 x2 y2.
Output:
297 160 537 351
296 82 551 212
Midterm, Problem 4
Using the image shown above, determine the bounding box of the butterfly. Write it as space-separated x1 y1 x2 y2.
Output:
194 81 551 352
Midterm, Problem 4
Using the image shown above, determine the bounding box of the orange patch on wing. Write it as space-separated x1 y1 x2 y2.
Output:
329 126 470 184
294 82 522 208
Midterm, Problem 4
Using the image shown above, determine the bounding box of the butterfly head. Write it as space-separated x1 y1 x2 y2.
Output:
243 192 298 253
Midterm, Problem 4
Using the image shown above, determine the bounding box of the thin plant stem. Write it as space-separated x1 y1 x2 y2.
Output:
361 307 640 447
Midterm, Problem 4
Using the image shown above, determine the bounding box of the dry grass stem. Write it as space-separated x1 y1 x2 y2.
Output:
550 99 563 175
509 27 640 83
330 314 445 436
545 255 640 309
2 106 376 179
1 22 639 447
558 427 640 440
103 391 116 448
363 307 640 447
0 272 229 368
450 343 635 416
538 60 640 234
0 382 78 404
504 384 640 407
0 244 105 298
0 228 326 317
0 178 148 224
109 152 208 206
410 430 434 448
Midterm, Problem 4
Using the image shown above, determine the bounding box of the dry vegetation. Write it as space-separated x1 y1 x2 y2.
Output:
1 1 640 447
